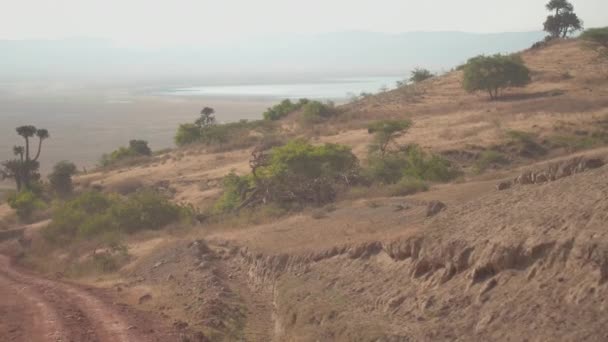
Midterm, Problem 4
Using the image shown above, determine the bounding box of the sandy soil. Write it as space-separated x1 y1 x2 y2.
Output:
0 255 201 341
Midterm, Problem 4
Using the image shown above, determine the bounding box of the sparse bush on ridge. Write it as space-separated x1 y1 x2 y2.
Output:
409 68 434 83
100 140 152 167
263 99 309 121
175 114 277 150
300 101 337 125
580 27 608 48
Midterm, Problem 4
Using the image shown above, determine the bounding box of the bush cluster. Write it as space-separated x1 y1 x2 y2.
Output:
214 140 359 212
300 101 337 124
580 27 608 47
175 119 276 149
43 190 191 244
365 145 460 185
7 190 45 220
100 140 152 167
263 99 309 121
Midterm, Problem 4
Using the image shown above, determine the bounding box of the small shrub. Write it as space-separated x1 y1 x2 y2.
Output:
300 101 336 125
7 190 45 221
213 172 252 213
263 99 309 121
175 119 276 150
402 145 461 182
409 68 434 83
49 161 77 197
364 153 409 184
100 140 152 167
386 177 429 197
506 130 547 158
473 150 510 173
547 132 608 151
175 123 202 146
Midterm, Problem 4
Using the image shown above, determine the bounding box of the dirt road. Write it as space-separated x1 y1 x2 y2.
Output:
0 255 187 342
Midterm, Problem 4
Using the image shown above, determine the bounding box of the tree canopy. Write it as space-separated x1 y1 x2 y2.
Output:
543 0 583 38
462 54 531 100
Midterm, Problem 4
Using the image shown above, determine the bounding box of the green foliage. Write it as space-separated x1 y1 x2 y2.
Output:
543 0 583 38
409 68 434 83
263 99 309 121
128 140 152 156
300 101 336 125
215 140 359 211
402 145 461 182
548 132 608 151
43 190 190 244
506 130 547 158
213 172 252 213
462 54 531 100
365 144 460 186
367 120 412 156
174 123 202 146
175 119 276 149
100 140 152 167
49 161 77 197
473 150 510 173
7 190 45 220
386 177 429 197
580 27 608 47
364 153 409 184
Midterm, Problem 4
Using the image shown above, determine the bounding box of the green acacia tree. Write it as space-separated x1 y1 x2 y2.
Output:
367 120 412 157
462 54 531 100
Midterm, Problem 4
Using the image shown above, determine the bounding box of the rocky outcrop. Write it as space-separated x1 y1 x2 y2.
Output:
513 156 604 186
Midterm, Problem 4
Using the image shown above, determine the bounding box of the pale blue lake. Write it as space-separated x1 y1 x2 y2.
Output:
164 77 403 100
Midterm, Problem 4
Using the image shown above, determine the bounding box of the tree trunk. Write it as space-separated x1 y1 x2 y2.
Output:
33 137 43 161
24 137 30 162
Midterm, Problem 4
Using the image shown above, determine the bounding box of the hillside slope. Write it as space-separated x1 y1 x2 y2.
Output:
2 39 608 341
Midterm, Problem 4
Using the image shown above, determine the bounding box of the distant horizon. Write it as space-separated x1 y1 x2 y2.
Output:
2 0 606 46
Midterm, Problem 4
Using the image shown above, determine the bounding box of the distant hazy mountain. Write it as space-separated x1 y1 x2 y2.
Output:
0 31 545 83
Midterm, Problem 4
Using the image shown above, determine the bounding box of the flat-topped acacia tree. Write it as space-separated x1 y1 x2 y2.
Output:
1 125 50 191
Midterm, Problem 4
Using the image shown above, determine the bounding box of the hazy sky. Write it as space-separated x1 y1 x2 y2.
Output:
1 0 606 46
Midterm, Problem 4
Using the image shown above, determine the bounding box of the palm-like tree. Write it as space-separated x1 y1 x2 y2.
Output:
33 129 49 161
16 125 37 161
3 125 50 191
